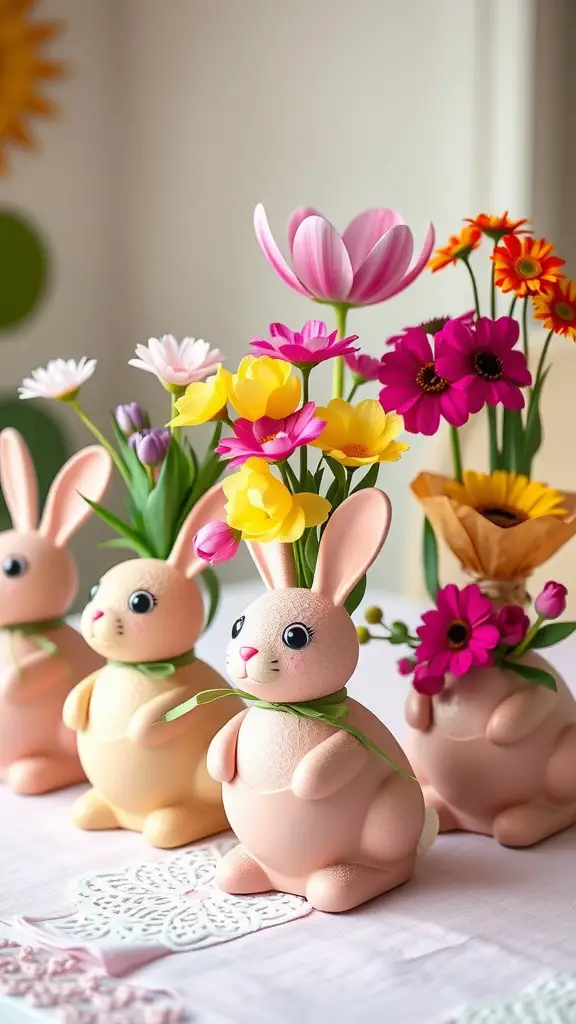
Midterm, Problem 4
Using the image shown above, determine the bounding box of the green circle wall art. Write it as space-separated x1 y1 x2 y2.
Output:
0 209 50 330
0 396 70 529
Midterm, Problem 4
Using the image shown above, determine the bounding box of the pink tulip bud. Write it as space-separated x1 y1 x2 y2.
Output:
495 605 530 646
397 657 415 676
413 663 445 696
193 522 239 565
534 581 567 620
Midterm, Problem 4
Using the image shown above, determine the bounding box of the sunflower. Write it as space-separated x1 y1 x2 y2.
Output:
0 0 64 174
532 277 576 341
445 471 566 528
492 235 565 298
428 225 482 273
465 212 529 242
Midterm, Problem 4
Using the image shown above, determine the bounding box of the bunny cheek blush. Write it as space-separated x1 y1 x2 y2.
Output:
201 490 437 913
64 483 245 849
0 429 112 795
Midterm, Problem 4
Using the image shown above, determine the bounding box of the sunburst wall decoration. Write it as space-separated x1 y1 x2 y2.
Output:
0 0 65 175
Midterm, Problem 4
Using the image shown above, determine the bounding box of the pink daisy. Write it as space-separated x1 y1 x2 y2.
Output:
250 320 359 365
216 402 325 467
416 583 500 677
386 310 475 347
344 350 383 381
378 328 471 435
435 316 532 412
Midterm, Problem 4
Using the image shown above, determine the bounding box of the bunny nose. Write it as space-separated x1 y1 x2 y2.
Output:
239 646 258 663
91 610 104 622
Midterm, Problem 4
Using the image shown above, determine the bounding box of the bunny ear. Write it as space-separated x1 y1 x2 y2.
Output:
0 428 39 532
246 542 296 591
39 446 113 547
168 482 227 579
312 489 391 607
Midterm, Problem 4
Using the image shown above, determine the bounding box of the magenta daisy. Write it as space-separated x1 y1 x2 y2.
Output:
216 402 325 467
435 316 532 412
378 328 471 435
250 320 359 365
416 583 500 677
344 351 383 381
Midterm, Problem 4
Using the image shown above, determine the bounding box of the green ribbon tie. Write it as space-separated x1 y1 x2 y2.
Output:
5 617 65 656
107 648 196 680
163 685 415 779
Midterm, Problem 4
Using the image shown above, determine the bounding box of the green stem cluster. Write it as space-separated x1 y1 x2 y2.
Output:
332 304 349 399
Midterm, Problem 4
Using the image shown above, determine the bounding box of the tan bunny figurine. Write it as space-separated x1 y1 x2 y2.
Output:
63 483 244 848
0 428 112 794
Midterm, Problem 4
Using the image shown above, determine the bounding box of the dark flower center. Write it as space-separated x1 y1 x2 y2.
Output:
420 316 449 336
477 504 525 528
416 361 449 394
554 301 575 323
473 350 504 381
446 619 470 649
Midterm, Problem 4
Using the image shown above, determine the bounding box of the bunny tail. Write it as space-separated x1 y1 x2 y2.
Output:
417 808 439 856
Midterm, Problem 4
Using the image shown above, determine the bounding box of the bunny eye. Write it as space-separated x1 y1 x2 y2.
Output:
128 590 157 614
282 622 314 650
1 555 28 579
231 615 245 639
89 582 100 601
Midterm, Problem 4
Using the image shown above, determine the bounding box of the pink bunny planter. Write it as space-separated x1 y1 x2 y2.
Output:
0 429 112 794
192 490 436 913
63 484 244 849
407 654 576 847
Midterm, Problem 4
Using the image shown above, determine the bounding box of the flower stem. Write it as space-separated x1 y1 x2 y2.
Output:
346 381 360 403
487 405 499 472
534 330 553 388
299 366 312 485
279 460 299 494
462 258 481 316
332 304 349 399
507 614 543 660
490 245 497 319
69 401 129 485
170 393 181 442
344 467 356 499
522 295 529 362
508 295 518 319
450 426 463 483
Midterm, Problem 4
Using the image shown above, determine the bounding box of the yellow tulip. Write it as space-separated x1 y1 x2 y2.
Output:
170 366 229 427
226 356 301 421
223 458 330 543
311 398 409 467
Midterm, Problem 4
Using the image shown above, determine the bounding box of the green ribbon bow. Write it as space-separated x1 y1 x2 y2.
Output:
107 649 196 680
5 618 65 656
163 685 415 779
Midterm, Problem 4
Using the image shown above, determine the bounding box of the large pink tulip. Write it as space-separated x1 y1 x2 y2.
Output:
254 203 435 307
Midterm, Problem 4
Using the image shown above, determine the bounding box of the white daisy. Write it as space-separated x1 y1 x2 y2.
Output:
19 357 97 401
128 335 223 388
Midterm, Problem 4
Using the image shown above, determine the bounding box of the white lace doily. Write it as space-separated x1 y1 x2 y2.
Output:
453 973 576 1022
14 838 311 973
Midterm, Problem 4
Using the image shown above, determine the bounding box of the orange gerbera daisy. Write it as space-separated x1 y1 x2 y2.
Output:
465 211 529 241
428 225 482 273
533 278 576 340
492 235 565 297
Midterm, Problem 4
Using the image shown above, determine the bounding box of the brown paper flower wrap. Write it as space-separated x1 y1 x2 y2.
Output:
412 472 576 604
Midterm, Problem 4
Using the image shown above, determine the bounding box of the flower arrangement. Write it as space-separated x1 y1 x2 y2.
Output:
19 336 226 621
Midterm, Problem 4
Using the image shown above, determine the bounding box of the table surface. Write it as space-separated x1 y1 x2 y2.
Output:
1 583 575 1024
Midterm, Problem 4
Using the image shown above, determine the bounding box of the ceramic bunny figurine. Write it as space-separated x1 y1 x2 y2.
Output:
63 483 244 849
406 654 576 847
0 428 112 794
202 490 436 913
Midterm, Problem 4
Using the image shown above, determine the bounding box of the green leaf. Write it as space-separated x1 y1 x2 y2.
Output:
82 497 154 558
199 567 220 632
501 659 557 690
110 416 151 509
528 621 576 649
344 573 367 615
313 465 325 491
99 537 142 551
350 462 380 494
523 367 550 474
304 526 319 575
422 517 440 602
143 440 191 558
324 455 346 491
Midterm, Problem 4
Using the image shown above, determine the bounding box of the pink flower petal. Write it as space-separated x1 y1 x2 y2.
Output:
342 208 405 271
300 319 328 342
437 584 462 619
287 206 322 253
269 322 296 343
470 623 500 650
254 203 313 298
292 216 354 302
373 221 436 303
450 648 473 676
348 225 413 304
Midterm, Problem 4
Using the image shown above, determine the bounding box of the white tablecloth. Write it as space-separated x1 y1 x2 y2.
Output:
1 583 575 1023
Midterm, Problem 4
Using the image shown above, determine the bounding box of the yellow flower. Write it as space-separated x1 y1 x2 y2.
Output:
445 470 567 527
226 356 301 421
311 398 409 468
170 366 228 427
223 458 330 543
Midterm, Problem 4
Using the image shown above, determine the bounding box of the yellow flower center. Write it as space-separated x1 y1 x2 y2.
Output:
446 619 470 650
515 256 541 279
477 504 526 528
416 362 449 394
554 300 575 322
260 433 278 444
341 442 369 458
